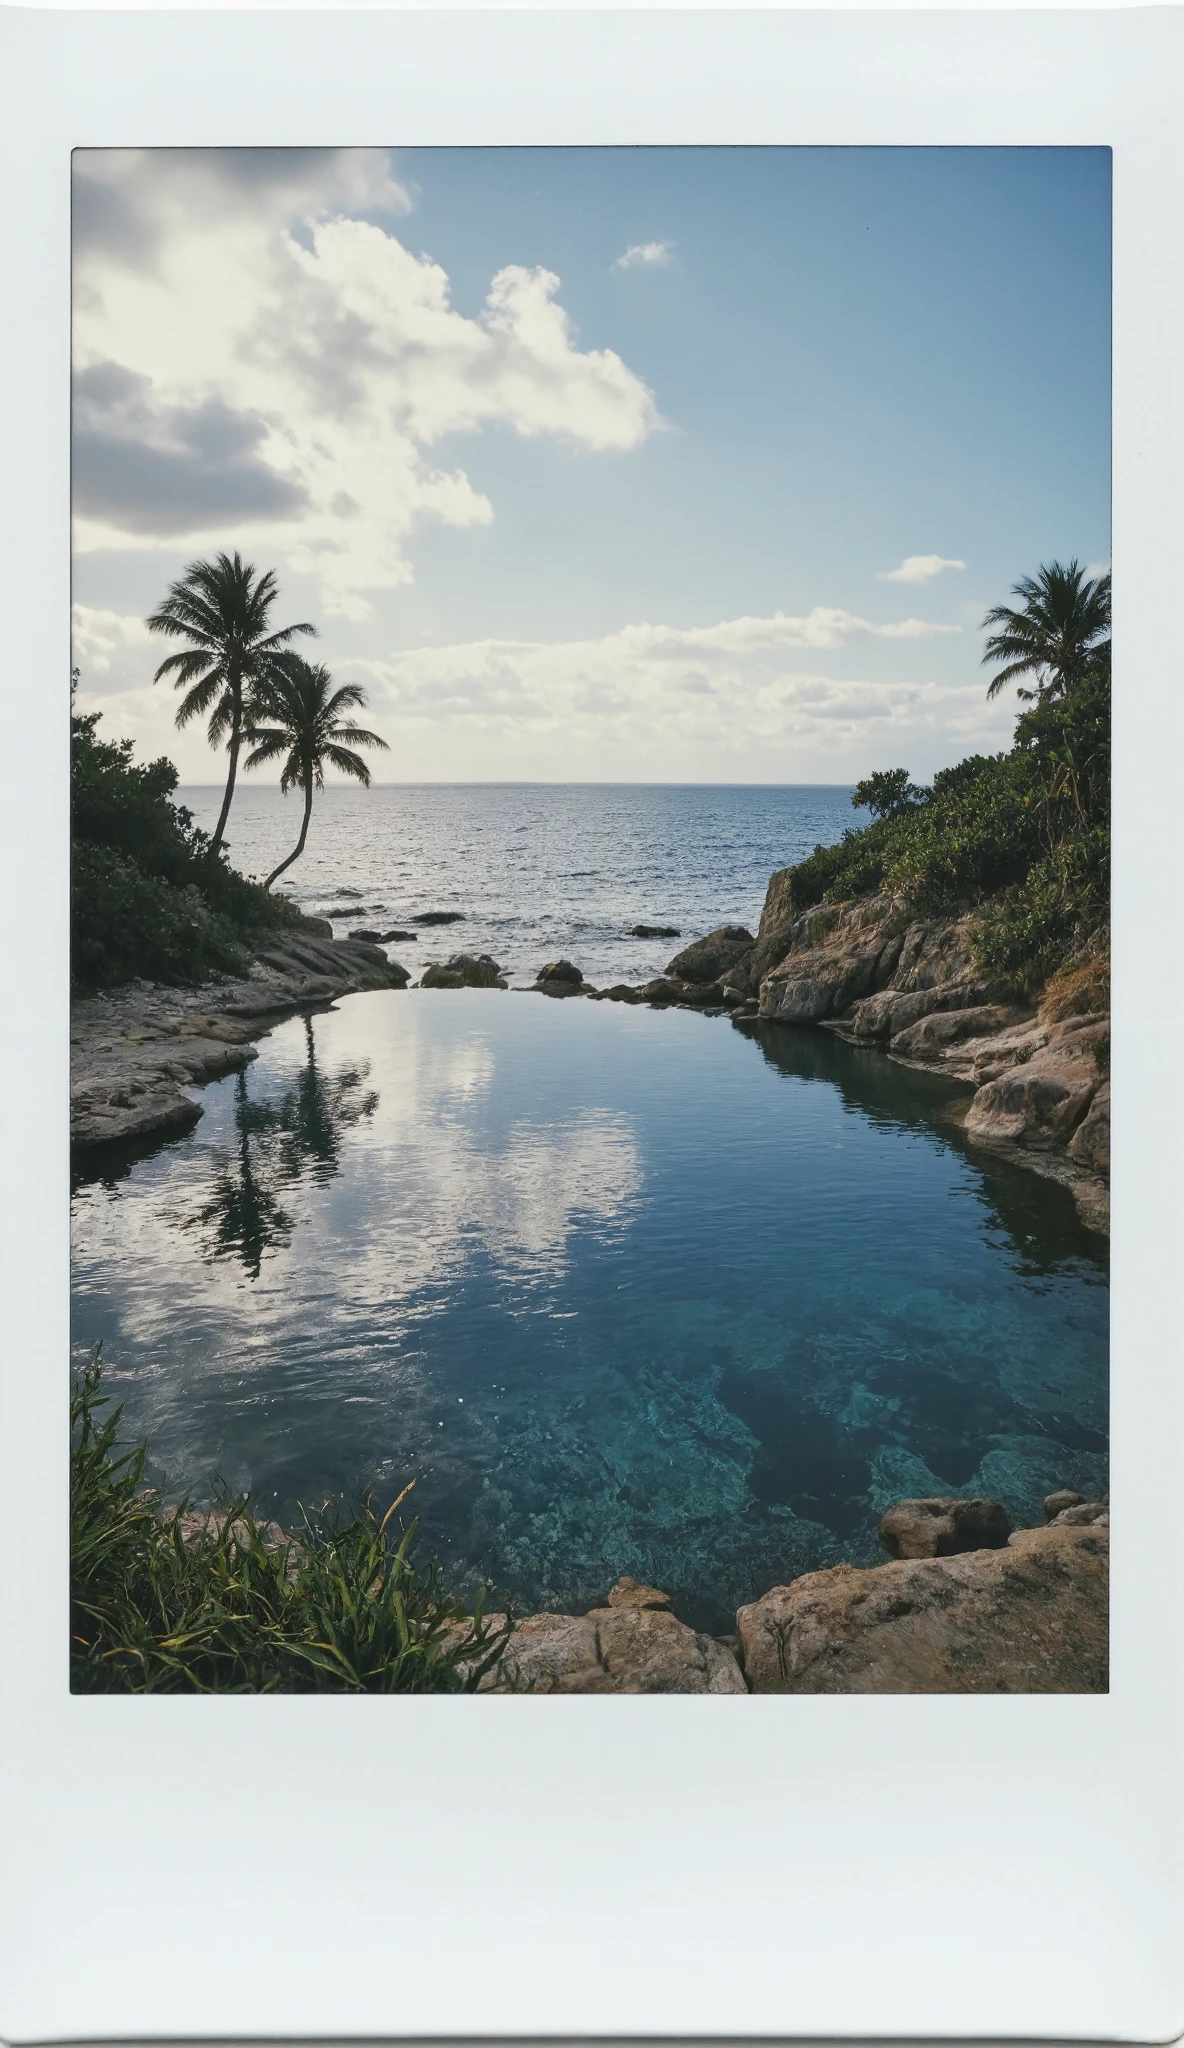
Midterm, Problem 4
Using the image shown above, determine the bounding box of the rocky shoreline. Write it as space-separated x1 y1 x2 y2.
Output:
451 1488 1108 1693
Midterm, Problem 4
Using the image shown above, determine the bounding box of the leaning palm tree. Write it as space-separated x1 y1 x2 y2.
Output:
244 658 389 890
981 559 1110 702
147 552 316 858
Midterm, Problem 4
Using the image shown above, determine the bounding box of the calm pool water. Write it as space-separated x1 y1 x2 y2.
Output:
71 992 1108 1632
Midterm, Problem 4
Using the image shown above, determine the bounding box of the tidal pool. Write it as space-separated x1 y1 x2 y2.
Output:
71 991 1108 1631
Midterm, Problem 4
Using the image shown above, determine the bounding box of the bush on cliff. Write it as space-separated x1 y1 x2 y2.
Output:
70 1354 509 1694
72 692 297 990
778 641 1109 996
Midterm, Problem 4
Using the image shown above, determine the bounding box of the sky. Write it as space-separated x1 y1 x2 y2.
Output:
71 145 1111 784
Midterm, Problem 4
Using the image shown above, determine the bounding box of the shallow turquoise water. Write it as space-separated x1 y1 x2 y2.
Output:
71 992 1108 1632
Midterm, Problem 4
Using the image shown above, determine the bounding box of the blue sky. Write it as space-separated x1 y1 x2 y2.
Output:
72 145 1110 782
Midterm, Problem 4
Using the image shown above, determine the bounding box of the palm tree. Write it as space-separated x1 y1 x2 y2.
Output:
244 658 389 890
147 552 316 858
981 559 1110 702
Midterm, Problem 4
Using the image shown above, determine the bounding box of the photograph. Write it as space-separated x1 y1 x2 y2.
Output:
69 140 1111 1696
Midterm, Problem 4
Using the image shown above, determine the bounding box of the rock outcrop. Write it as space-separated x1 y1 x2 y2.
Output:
667 925 754 985
71 925 409 1150
878 1495 1012 1559
465 1577 746 1694
735 1524 1108 1693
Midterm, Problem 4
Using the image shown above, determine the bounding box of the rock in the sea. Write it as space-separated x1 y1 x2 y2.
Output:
420 953 506 989
536 960 583 989
348 928 383 943
475 1577 746 1694
667 926 754 984
737 1524 1108 1693
636 977 689 1006
879 1496 1012 1559
378 929 417 943
1043 1489 1085 1521
631 923 681 939
413 910 465 926
586 984 646 1004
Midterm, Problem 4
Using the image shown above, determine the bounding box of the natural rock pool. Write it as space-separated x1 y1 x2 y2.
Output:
71 991 1109 1632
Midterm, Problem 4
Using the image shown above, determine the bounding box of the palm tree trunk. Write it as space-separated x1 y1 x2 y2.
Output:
264 781 314 891
209 703 241 859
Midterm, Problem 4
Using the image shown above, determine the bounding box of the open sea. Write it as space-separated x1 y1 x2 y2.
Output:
71 786 1108 1630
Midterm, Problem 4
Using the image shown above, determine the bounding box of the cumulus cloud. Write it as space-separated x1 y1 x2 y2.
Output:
71 602 153 674
876 553 966 584
613 240 674 270
72 150 660 617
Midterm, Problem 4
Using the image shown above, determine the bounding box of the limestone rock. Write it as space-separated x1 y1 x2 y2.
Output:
419 953 507 990
1067 1080 1110 1177
667 926 754 985
1043 1489 1084 1521
737 1525 1108 1693
477 1577 746 1694
879 1495 1012 1559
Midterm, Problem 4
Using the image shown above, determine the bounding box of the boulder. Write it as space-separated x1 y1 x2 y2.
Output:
667 926 754 984
298 917 334 939
847 984 986 1041
1043 1489 1085 1522
348 929 383 943
879 1496 1012 1559
536 960 583 987
889 1006 1021 1061
1049 1501 1109 1527
379 929 418 943
636 977 688 1006
762 975 831 1023
475 1577 746 1694
413 910 465 926
736 1525 1108 1693
964 1057 1098 1148
1067 1080 1109 1177
631 923 681 939
419 953 506 990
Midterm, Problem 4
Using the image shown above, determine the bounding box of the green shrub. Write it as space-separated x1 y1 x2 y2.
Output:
71 1355 510 1694
71 701 297 991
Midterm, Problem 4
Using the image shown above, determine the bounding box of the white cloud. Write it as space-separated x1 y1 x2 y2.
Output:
1085 560 1111 580
71 603 153 674
72 151 660 619
876 553 966 584
613 240 674 270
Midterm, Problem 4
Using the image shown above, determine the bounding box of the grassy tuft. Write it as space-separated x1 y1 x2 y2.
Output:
71 1353 510 1693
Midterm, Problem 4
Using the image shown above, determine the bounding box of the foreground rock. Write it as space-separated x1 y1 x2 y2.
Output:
419 953 507 989
879 1495 1012 1559
71 925 409 1150
469 1577 746 1694
736 1525 1108 1693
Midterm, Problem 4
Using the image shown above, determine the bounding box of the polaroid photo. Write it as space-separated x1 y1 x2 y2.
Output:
0 5 1181 2042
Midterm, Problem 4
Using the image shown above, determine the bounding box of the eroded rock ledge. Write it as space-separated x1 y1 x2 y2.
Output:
71 923 411 1150
454 1490 1108 1694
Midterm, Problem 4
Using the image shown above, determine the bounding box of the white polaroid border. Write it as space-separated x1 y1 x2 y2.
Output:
1 8 1181 2042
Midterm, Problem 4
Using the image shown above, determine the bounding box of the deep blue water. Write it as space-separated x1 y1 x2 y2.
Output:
72 991 1108 1633
178 781 866 989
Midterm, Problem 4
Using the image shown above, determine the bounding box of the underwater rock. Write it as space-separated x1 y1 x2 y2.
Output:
667 926 754 984
878 1496 1012 1559
737 1524 1109 1693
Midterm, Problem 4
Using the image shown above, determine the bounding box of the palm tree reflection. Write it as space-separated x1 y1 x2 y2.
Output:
184 1017 378 1276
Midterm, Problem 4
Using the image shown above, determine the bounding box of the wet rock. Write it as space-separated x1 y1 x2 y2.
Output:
476 1577 746 1694
636 977 688 1006
587 984 646 1004
879 1496 1012 1559
413 910 466 926
737 1525 1108 1693
536 960 583 991
631 923 681 939
1068 1080 1109 1177
419 953 507 990
348 929 383 943
667 926 754 984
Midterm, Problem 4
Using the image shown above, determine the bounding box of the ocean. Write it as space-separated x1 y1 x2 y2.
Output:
180 781 865 986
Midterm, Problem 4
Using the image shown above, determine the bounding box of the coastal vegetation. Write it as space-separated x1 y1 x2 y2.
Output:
70 1354 509 1693
785 561 1110 1001
244 658 389 890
